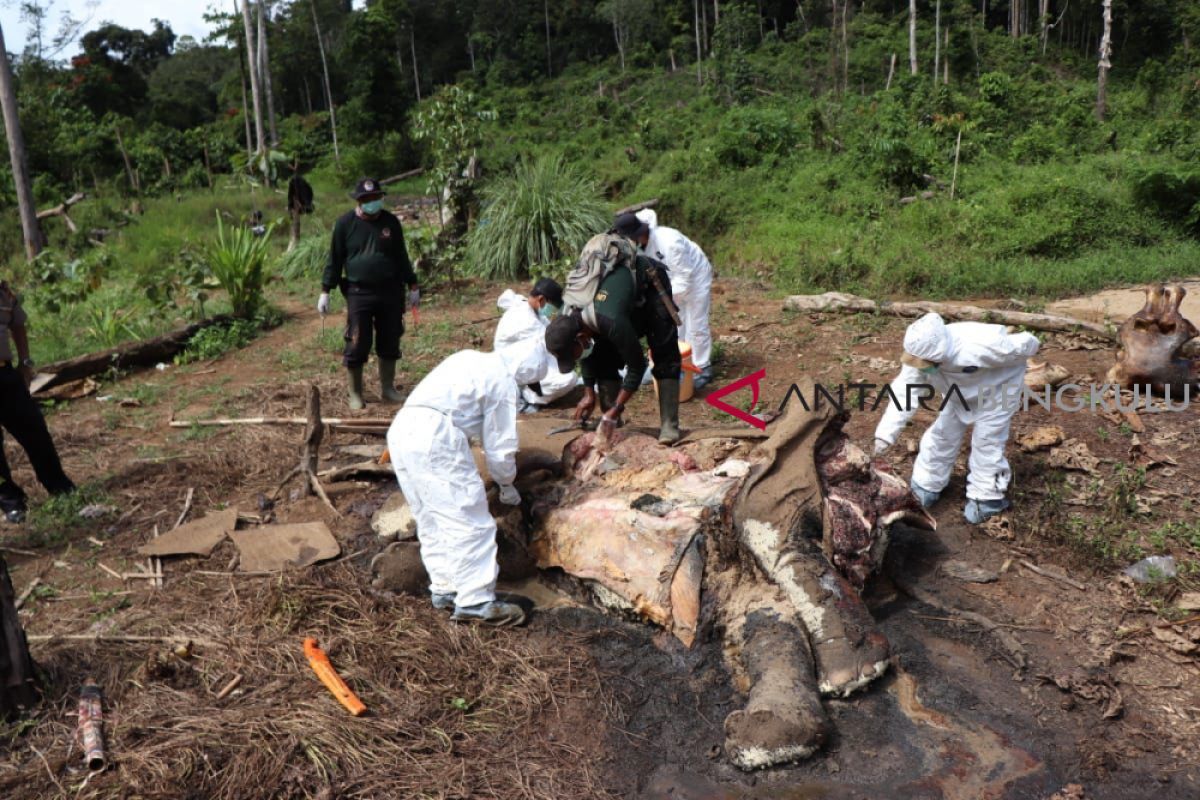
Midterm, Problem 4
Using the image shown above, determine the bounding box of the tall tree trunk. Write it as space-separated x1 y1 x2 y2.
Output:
701 0 708 56
310 0 339 163
543 0 552 77
909 0 918 75
240 79 253 159
841 0 850 93
1039 0 1050 53
694 0 703 84
113 122 139 195
713 0 720 26
468 37 476 73
303 75 313 115
257 0 279 147
409 27 421 101
0 24 43 259
1096 0 1112 121
240 0 266 157
944 27 950 83
934 0 941 81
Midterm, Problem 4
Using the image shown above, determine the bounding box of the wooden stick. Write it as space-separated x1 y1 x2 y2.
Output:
949 128 963 200
45 591 134 602
782 292 1114 340
1019 560 1086 591
308 472 342 518
27 633 217 646
378 167 424 186
614 198 658 216
121 573 160 581
0 545 40 557
15 577 41 610
169 417 392 428
215 673 244 700
174 488 195 529
97 563 123 581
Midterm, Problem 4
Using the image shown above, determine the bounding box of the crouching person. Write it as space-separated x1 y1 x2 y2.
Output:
494 278 579 410
873 313 1039 524
385 339 548 625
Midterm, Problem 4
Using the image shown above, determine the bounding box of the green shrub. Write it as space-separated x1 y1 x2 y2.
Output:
277 235 328 281
465 155 608 280
205 212 273 318
175 318 262 364
1132 168 1200 235
711 106 800 167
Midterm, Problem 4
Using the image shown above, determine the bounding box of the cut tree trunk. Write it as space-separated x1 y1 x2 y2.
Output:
782 292 1115 340
34 315 233 393
1 555 38 717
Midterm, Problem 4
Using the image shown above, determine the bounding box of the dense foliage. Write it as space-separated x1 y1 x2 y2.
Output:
3 0 1200 313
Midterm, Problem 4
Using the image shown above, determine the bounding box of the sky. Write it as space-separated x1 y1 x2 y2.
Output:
0 0 215 56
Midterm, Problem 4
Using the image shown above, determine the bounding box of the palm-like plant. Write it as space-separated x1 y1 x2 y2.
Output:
465 155 609 280
206 212 273 318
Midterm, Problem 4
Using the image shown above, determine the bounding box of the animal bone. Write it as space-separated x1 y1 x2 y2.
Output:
1106 284 1200 394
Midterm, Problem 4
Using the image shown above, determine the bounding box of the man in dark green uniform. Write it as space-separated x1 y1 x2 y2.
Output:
0 282 74 524
544 218 682 444
319 178 419 410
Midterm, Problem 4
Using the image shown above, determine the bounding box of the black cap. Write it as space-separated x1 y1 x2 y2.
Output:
530 277 564 308
612 212 649 240
350 177 384 200
545 313 583 374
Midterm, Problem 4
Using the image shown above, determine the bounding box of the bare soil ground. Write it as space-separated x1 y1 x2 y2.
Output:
1 276 1198 799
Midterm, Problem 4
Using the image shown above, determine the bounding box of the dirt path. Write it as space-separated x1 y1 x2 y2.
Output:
2 279 1198 798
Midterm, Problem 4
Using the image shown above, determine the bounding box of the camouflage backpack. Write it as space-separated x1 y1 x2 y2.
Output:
561 233 638 328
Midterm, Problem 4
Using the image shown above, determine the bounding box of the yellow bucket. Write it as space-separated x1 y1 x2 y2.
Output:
652 340 701 403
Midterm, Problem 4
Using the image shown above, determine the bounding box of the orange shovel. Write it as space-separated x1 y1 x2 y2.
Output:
303 637 366 716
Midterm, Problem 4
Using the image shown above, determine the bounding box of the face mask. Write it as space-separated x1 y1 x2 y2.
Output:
539 304 558 322
360 199 384 215
920 364 939 375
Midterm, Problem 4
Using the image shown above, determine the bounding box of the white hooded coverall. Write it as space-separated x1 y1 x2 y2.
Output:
635 209 714 370
874 313 1040 502
494 289 580 405
386 339 549 607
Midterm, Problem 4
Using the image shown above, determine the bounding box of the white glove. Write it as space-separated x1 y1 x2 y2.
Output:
408 287 420 308
499 484 520 506
317 292 330 315
873 438 891 456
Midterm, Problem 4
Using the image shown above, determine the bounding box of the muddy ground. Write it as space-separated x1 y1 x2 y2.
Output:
1 274 1198 799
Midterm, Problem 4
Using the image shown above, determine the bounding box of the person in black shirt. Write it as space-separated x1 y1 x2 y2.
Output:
0 282 75 524
318 178 419 409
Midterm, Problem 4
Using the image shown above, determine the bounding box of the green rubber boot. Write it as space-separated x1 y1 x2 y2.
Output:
657 378 681 445
347 365 366 410
379 358 404 403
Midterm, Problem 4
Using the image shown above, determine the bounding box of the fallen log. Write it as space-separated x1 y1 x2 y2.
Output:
614 198 659 216
36 315 234 393
36 192 86 234
782 292 1114 341
379 168 424 186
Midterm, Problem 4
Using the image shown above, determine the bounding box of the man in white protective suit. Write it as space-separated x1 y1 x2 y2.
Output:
386 338 549 626
873 312 1040 524
631 209 716 389
494 278 579 411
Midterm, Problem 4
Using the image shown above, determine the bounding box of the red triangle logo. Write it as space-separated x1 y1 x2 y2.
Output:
704 368 767 430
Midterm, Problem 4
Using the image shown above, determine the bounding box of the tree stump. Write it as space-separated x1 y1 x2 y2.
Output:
0 555 38 717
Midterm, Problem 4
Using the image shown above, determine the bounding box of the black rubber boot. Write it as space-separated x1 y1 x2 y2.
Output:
379 359 403 403
657 378 681 444
347 365 366 410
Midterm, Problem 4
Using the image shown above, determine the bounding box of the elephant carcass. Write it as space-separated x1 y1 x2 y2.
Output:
526 381 934 771
1106 284 1200 394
